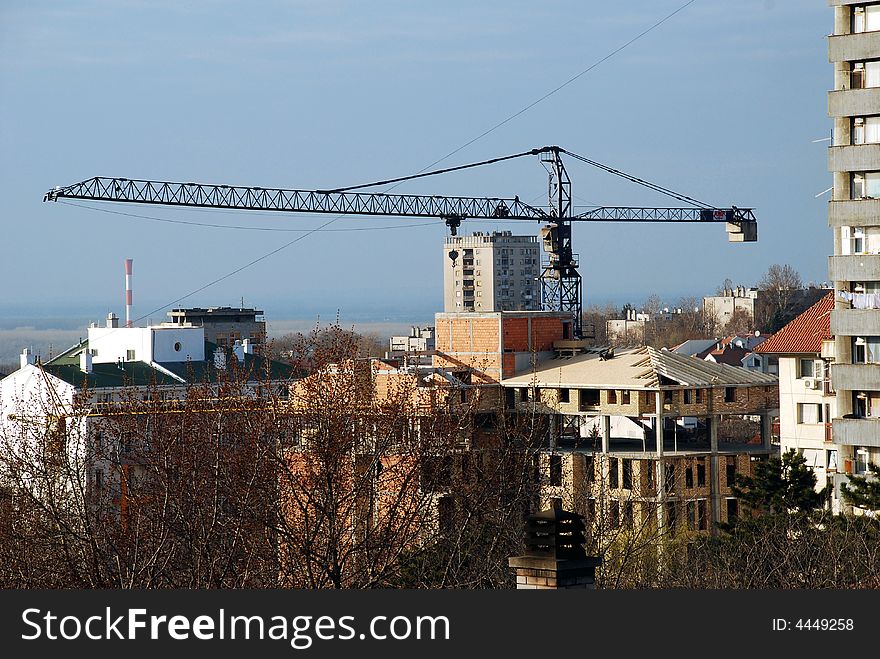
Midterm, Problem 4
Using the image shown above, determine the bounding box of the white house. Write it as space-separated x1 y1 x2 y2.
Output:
754 293 840 510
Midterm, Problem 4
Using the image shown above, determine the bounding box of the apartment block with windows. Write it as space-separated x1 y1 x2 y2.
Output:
828 1 880 508
443 231 541 312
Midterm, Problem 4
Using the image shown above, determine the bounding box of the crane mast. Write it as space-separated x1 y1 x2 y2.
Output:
44 146 757 338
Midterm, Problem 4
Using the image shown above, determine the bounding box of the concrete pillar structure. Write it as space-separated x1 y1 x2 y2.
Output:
709 416 720 529
600 414 610 453
655 391 666 533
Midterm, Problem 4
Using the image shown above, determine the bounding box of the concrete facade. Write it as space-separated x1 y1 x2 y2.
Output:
442 231 541 312
702 286 759 329
165 306 266 354
827 0 880 508
777 355 838 505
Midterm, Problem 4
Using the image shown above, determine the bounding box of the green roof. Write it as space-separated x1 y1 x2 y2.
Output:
43 339 296 389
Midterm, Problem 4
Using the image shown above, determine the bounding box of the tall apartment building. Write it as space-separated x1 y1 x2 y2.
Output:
443 231 541 312
828 1 880 505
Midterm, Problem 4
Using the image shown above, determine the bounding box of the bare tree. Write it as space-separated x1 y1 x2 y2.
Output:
756 264 803 332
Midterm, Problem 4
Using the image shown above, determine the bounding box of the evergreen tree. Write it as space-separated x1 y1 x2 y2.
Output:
732 449 826 514
841 463 880 512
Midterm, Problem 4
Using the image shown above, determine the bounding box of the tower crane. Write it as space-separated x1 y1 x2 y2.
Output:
43 145 757 337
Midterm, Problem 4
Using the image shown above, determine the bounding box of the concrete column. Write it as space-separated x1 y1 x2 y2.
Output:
834 117 850 148
601 415 610 453
834 61 851 93
834 6 851 37
832 171 849 202
760 413 772 451
709 417 720 531
655 391 666 533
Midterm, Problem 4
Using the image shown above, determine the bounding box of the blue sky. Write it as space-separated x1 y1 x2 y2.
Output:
0 0 832 323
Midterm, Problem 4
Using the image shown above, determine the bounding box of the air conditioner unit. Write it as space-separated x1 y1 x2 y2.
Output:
803 378 819 390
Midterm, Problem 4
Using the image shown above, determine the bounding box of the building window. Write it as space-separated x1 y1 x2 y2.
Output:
698 499 708 531
609 457 619 489
827 450 838 471
94 469 104 491
851 61 880 89
724 387 736 403
559 388 570 403
622 459 632 490
726 458 736 487
853 336 880 363
621 390 631 405
852 171 880 198
610 500 620 528
520 387 529 402
643 460 655 494
438 496 454 534
726 498 738 522
842 226 866 254
666 501 678 529
697 459 706 487
683 389 694 404
126 349 135 361
853 116 880 144
579 389 600 410
686 500 696 531
854 5 880 33
549 454 563 486
664 389 674 404
665 464 676 494
608 389 618 404
685 466 694 489
855 448 870 475
797 403 823 424
799 358 816 379
585 498 596 523
584 456 594 484
695 388 703 403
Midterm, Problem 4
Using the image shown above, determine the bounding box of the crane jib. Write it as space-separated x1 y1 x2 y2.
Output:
43 148 757 340
43 177 754 226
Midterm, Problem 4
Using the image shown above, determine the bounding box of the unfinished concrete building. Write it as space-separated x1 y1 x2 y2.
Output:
501 344 779 534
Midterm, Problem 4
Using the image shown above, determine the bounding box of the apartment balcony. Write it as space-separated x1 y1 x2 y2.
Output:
828 198 880 226
831 309 880 335
830 362 880 391
833 417 880 448
828 254 880 281
829 31 880 63
829 87 880 117
828 144 880 172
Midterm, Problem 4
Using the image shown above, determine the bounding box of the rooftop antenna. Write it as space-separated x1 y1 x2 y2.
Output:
125 258 133 327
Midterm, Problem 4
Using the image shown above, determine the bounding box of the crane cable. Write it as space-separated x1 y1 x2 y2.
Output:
320 149 541 193
559 148 713 209
58 200 442 233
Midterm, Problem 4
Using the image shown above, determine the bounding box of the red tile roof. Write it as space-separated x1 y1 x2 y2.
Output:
753 292 834 355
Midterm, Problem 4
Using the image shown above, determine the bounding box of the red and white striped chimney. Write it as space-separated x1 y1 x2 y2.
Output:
124 258 133 327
